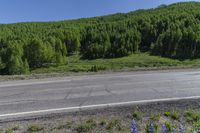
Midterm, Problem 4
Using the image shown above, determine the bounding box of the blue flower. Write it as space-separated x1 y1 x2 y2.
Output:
131 119 138 133
162 124 168 133
149 123 156 133
179 125 184 133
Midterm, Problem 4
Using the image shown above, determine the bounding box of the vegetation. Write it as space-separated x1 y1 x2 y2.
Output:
28 124 44 132
0 2 200 74
164 111 180 120
2 109 200 132
31 53 200 74
76 118 96 132
4 125 19 133
132 111 143 120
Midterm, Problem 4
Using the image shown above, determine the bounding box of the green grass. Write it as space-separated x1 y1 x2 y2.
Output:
106 119 122 131
164 111 180 120
185 110 200 123
150 113 161 122
56 122 72 130
4 125 19 133
132 111 143 120
76 118 97 132
28 124 44 132
31 53 200 74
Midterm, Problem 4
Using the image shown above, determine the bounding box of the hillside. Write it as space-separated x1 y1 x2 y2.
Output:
0 2 200 74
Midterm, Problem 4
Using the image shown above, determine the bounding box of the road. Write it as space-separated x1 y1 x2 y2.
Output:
0 70 200 119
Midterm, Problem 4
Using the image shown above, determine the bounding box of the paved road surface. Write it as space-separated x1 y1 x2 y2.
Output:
0 70 200 119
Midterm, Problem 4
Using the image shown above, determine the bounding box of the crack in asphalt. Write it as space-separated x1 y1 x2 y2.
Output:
104 85 115 95
64 88 73 100
79 88 93 107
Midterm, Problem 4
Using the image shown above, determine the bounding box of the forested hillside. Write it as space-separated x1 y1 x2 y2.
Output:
0 2 200 75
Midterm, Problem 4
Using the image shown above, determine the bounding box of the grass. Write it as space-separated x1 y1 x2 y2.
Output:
165 121 176 132
28 124 44 132
185 110 200 123
132 111 143 120
106 119 122 131
31 53 200 74
76 118 96 132
164 111 180 120
4 125 19 133
56 121 72 130
150 113 161 122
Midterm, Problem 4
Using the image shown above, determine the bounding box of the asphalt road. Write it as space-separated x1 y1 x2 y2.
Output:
1 70 200 119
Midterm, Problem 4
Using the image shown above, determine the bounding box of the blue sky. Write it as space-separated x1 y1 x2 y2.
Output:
0 0 197 24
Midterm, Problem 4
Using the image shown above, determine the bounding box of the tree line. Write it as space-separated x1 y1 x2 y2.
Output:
0 2 200 74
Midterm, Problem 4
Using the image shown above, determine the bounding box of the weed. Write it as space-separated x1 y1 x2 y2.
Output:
76 118 96 132
132 111 142 120
106 119 121 131
165 121 175 132
185 110 200 123
99 119 107 126
5 125 19 133
150 113 161 122
164 111 179 120
28 124 44 132
57 122 72 129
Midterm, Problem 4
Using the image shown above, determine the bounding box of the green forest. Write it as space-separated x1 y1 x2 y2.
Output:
0 2 200 75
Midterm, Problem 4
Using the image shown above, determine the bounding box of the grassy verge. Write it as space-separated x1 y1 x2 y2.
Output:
31 53 200 74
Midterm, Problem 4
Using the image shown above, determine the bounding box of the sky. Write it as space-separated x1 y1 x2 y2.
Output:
0 0 198 24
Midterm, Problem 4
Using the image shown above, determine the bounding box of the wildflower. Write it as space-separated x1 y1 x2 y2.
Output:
162 124 168 133
131 119 137 133
179 125 184 133
149 123 156 133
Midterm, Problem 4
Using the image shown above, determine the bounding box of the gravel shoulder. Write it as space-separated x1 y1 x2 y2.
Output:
0 99 200 133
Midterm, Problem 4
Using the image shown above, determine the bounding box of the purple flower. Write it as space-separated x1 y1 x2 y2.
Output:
179 125 184 133
162 124 168 133
131 119 138 133
149 123 156 133
196 129 200 133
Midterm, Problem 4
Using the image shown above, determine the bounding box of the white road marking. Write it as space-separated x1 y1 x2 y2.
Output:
0 79 71 88
0 96 200 118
